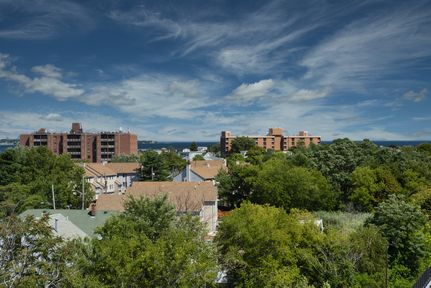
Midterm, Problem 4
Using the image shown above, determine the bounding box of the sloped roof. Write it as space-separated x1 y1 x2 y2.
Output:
106 163 140 174
20 209 118 238
190 160 226 180
96 194 126 212
82 163 116 178
96 181 218 213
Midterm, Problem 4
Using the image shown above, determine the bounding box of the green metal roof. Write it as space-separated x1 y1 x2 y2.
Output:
20 209 119 238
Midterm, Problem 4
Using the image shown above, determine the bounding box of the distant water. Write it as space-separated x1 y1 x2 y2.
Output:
0 145 15 153
138 142 218 151
1 140 430 154
140 140 431 150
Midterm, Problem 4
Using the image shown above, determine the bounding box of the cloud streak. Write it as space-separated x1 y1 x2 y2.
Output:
0 0 95 39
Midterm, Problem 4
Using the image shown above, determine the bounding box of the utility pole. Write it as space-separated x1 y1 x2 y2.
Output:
151 166 154 181
51 184 56 210
82 175 85 210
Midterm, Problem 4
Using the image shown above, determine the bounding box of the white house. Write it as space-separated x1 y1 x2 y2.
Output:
173 160 227 183
81 162 140 196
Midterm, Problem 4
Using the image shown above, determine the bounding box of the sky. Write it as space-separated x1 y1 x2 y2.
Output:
0 0 430 141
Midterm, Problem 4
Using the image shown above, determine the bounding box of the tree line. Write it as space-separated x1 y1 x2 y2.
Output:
1 141 431 286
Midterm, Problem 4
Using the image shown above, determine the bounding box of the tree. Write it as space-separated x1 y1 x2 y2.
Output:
296 138 380 203
417 143 431 156
159 151 187 177
208 143 220 154
250 158 336 211
89 196 217 287
215 161 258 208
349 166 401 211
140 150 170 181
367 195 429 273
231 137 255 153
193 154 205 161
110 154 139 162
140 150 187 181
216 203 323 287
0 215 99 288
189 141 198 151
349 225 388 287
0 146 93 216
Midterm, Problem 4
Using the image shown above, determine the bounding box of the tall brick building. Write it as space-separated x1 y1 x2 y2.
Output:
20 123 138 162
220 128 321 155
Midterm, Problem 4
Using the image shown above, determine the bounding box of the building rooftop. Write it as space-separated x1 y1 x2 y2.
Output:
96 181 218 213
190 160 227 180
82 163 117 177
106 162 140 174
20 209 118 238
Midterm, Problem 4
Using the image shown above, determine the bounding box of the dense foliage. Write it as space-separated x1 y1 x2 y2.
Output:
230 136 255 153
189 141 198 151
0 147 93 216
2 140 431 286
87 196 218 287
0 215 98 288
217 139 431 214
139 150 187 181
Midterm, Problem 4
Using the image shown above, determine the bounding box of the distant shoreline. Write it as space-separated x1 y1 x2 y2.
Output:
1 140 430 154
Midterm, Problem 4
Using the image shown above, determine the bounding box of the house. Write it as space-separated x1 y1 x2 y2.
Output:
106 162 141 192
95 181 218 234
20 208 118 239
81 162 140 196
83 163 118 196
173 160 227 182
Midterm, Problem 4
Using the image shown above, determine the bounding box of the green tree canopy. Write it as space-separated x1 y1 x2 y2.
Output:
231 137 255 153
216 203 323 287
0 146 93 216
193 154 205 161
350 166 401 211
367 195 430 273
208 143 220 154
89 196 217 287
0 215 99 287
250 158 336 211
110 154 140 162
189 141 198 151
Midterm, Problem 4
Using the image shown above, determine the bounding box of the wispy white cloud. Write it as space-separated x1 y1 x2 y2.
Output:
403 88 428 102
108 2 326 75
0 53 84 100
41 113 63 122
86 75 211 119
300 2 431 91
225 79 329 105
289 89 329 102
0 0 95 39
32 65 63 78
412 116 431 121
226 79 274 103
0 52 214 120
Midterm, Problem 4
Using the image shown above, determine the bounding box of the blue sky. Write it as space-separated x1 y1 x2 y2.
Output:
0 0 430 141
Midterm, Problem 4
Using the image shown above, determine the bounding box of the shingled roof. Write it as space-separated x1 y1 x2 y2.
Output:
96 181 218 213
190 160 226 180
106 163 140 174
82 163 116 178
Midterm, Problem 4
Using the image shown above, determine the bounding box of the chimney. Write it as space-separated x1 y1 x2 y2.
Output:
90 203 96 217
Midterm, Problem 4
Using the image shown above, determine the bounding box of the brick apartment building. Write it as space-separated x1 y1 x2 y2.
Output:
220 128 321 155
19 123 138 162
